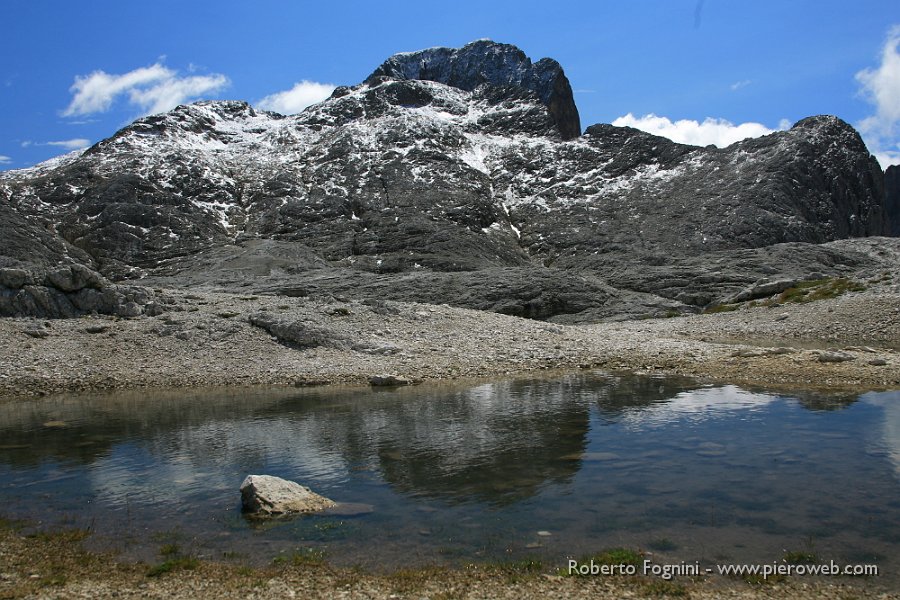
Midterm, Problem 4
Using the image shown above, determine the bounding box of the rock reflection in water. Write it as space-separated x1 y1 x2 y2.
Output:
0 373 898 576
325 378 592 505
0 378 595 506
0 374 883 507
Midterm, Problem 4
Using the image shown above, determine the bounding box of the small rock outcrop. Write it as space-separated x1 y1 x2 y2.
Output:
722 279 803 304
0 264 163 319
240 474 335 516
248 313 346 349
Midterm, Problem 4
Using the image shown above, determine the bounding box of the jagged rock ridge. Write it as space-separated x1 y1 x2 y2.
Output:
0 40 894 321
366 39 581 140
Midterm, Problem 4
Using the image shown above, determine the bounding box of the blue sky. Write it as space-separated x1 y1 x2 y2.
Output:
2 0 898 170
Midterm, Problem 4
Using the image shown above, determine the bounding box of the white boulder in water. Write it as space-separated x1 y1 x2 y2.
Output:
240 474 336 515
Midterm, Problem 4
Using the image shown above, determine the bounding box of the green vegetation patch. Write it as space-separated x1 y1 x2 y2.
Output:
641 579 690 597
384 566 450 594
473 557 545 583
782 550 818 565
775 277 866 304
704 277 867 315
26 528 91 543
595 547 644 566
159 542 181 557
565 547 645 577
702 303 739 315
647 537 679 552
0 516 27 531
147 541 200 577
273 546 327 567
147 556 200 577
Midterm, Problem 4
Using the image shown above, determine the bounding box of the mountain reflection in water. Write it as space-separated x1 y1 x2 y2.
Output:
0 373 897 574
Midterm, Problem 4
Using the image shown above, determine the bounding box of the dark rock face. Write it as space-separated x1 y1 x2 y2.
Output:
0 41 894 322
518 117 886 265
886 164 900 236
367 40 581 140
0 264 164 319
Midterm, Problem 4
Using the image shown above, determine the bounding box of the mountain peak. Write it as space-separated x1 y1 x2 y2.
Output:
365 40 581 140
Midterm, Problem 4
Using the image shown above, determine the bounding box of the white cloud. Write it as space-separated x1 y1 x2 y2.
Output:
127 73 229 116
871 149 900 168
611 113 786 148
855 26 900 168
46 138 91 151
730 79 752 91
63 63 229 117
257 80 336 114
0 155 11 165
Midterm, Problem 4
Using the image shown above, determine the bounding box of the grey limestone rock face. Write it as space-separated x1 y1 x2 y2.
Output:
0 263 160 319
45 264 105 292
0 268 31 289
240 474 336 515
0 40 894 322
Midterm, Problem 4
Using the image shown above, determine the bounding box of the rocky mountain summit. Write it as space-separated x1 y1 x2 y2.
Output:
1 40 896 321
366 39 581 139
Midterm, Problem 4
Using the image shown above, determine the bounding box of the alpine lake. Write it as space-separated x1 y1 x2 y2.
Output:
1 372 898 583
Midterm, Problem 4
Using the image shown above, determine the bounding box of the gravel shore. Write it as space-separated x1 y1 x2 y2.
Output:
0 286 897 401
1 525 897 600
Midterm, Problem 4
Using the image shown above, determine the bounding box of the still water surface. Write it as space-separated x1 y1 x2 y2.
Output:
1 373 898 577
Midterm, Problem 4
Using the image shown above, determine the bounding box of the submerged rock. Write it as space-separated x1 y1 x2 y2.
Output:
240 474 336 516
368 374 410 386
324 502 375 516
